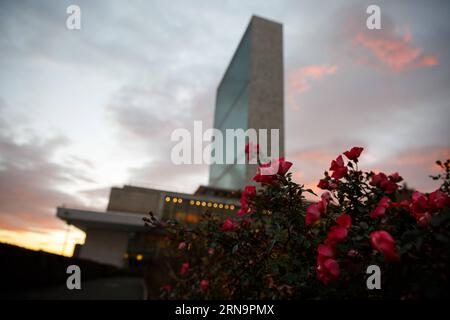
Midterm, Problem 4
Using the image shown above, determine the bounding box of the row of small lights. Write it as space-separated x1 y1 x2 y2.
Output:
164 196 235 210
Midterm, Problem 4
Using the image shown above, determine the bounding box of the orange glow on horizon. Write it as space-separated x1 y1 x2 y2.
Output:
0 227 85 257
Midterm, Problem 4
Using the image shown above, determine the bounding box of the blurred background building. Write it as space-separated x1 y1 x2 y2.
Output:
209 16 284 189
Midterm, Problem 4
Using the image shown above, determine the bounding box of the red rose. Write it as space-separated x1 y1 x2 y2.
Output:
428 190 450 210
343 147 364 161
240 196 248 208
369 196 391 218
237 186 257 217
389 172 403 183
316 243 340 285
326 226 348 244
370 172 398 193
317 244 335 260
306 195 330 225
390 199 410 209
179 262 190 275
317 258 340 284
370 230 399 262
270 157 293 176
275 158 293 176
378 196 391 208
243 185 256 198
330 155 348 179
253 169 277 184
380 179 398 194
237 207 249 217
200 279 209 291
317 179 329 190
178 242 187 250
411 191 429 213
409 191 432 225
370 172 387 187
336 213 352 229
306 203 321 225
221 217 234 231
239 207 249 217
254 157 293 182
332 167 347 179
330 155 345 171
324 259 340 277
407 190 448 227
369 205 387 218
399 199 410 208
417 212 432 227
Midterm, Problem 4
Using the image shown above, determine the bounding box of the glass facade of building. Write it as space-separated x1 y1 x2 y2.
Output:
209 28 251 190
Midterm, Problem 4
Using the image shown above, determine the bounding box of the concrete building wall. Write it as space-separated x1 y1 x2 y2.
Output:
247 16 284 185
79 228 129 268
209 15 284 189
107 186 163 215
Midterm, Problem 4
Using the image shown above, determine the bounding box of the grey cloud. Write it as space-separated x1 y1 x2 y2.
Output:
0 102 93 232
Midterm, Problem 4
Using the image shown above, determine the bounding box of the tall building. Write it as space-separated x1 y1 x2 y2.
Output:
57 15 284 268
209 16 284 190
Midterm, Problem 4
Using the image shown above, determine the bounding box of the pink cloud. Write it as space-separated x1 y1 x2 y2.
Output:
353 27 438 72
289 65 337 93
287 64 337 110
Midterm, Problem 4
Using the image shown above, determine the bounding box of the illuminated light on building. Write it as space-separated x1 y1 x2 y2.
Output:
190 200 195 205
224 204 229 210
196 201 201 206
207 202 212 207
201 201 206 207
230 205 235 210
136 254 143 261
165 196 171 202
219 204 224 209
178 198 183 204
172 197 178 203
213 203 218 208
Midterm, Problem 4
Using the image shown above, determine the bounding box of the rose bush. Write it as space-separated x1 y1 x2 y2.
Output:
155 150 450 299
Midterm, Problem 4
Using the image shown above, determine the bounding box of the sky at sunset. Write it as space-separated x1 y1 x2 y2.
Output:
0 0 449 256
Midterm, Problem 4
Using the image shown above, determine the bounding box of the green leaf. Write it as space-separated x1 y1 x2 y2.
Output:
305 189 318 197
